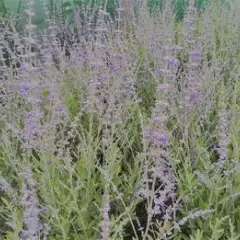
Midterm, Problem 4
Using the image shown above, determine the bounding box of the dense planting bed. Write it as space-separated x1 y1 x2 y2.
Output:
0 0 240 239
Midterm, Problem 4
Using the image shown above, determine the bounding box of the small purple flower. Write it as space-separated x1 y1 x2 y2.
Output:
19 83 31 96
189 49 201 62
53 102 66 124
185 18 195 27
189 91 201 104
33 67 41 73
82 52 88 62
21 109 45 149
167 57 180 74
159 134 169 146
103 203 110 213
20 167 42 239
148 131 169 147
101 194 110 240
54 103 64 113
154 68 162 77
154 195 165 206
108 62 116 72
113 54 122 60
34 67 41 73
152 114 165 126
19 63 27 72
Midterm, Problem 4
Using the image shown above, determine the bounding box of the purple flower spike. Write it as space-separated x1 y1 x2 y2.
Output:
101 194 110 240
150 131 169 147
19 83 31 96
20 167 42 240
159 134 169 146
168 57 180 74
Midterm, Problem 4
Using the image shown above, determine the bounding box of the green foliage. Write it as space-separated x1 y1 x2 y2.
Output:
147 0 163 15
61 72 81 119
135 44 157 117
1 0 240 239
173 0 186 21
0 0 219 31
0 0 7 17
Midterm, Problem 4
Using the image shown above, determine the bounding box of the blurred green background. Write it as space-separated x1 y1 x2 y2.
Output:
0 0 226 30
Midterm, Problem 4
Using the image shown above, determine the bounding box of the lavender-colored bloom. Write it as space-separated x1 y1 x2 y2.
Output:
144 128 169 147
103 203 110 213
153 68 162 77
189 91 201 104
82 52 89 61
167 57 180 74
101 194 110 240
34 66 41 73
19 83 31 96
185 18 195 27
53 102 66 124
19 63 28 72
140 62 177 220
154 195 165 206
18 82 42 105
189 49 201 62
54 103 64 113
26 109 44 120
152 114 166 126
21 109 45 149
20 167 42 240
108 62 116 72
159 134 169 146
113 54 122 60
153 204 162 215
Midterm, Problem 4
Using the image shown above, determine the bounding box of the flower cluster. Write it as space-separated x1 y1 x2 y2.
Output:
100 194 111 240
135 4 179 222
19 167 42 240
18 80 66 150
214 106 230 170
182 1 202 115
139 83 176 220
